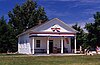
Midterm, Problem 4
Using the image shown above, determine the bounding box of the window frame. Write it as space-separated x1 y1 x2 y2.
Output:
36 40 41 48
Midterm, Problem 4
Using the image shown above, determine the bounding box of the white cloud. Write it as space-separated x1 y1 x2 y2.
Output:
68 17 94 33
69 22 88 33
0 0 7 1
86 17 94 22
46 9 71 18
69 22 85 29
70 3 89 8
52 0 77 1
83 8 100 15
79 0 100 3
78 17 94 28
49 0 100 3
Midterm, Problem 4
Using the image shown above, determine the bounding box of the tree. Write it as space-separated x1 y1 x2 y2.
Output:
6 0 48 52
7 24 17 52
0 16 8 52
8 0 48 35
85 12 100 48
72 23 85 49
0 16 17 53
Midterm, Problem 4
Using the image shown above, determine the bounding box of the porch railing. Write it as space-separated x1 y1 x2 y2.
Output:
34 49 46 53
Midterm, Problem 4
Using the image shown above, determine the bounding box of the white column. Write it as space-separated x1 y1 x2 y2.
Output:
61 37 64 54
47 37 49 54
74 36 76 53
32 37 35 54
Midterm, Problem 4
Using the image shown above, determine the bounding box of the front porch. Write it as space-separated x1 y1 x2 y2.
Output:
30 36 77 54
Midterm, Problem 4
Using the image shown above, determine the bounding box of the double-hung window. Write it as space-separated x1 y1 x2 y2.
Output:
36 40 40 48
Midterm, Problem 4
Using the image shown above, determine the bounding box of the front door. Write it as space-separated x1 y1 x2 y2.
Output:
49 40 53 53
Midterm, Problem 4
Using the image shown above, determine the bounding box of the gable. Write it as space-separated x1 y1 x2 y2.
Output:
17 18 77 37
31 18 77 33
39 24 71 32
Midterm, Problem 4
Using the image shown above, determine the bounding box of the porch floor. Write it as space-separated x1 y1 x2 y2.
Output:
30 53 85 56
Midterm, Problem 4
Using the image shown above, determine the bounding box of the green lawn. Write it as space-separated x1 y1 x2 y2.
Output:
0 54 100 65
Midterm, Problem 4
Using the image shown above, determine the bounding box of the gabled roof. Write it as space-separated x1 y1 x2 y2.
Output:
17 18 77 37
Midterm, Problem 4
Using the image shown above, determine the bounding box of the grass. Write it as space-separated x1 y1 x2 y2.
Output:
0 54 100 65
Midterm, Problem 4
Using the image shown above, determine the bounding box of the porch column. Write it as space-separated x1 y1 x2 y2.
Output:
61 37 64 54
74 35 76 53
32 37 35 54
47 37 49 54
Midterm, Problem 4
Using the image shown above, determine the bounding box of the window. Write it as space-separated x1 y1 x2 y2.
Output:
36 40 40 48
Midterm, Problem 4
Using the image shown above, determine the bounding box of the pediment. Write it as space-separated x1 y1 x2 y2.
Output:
31 18 77 33
41 24 71 33
17 18 77 37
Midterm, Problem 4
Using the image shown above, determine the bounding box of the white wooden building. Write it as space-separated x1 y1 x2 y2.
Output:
17 18 77 54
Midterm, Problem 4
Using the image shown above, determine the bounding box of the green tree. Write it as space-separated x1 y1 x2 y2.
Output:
72 23 85 49
0 16 8 52
7 0 48 52
85 12 100 48
0 16 17 53
7 24 17 52
8 0 48 35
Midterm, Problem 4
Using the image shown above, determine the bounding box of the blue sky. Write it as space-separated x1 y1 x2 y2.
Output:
0 0 100 28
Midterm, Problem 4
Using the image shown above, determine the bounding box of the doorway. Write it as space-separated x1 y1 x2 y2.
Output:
49 40 53 53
